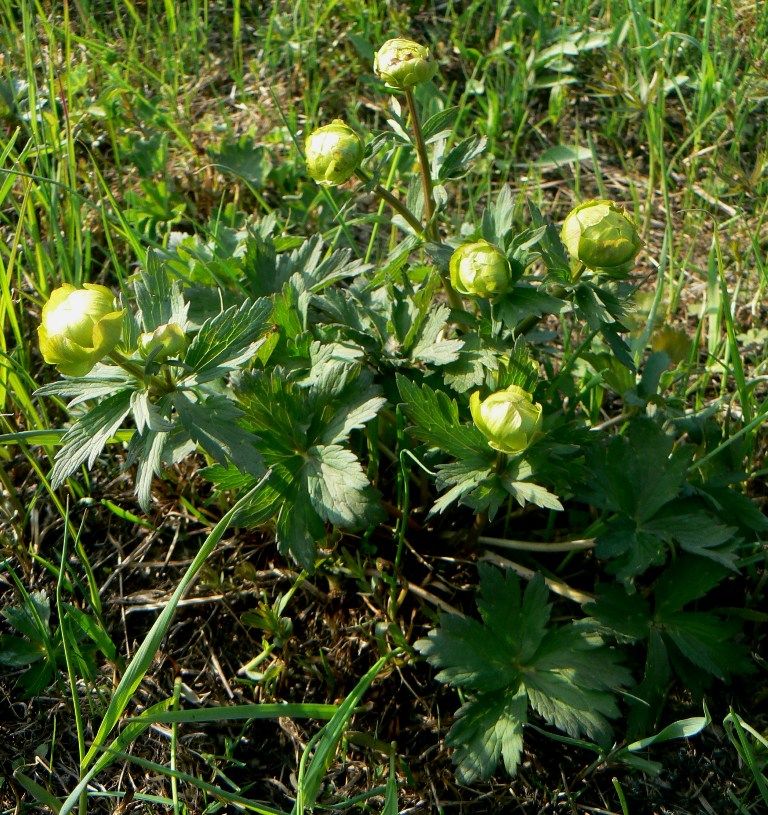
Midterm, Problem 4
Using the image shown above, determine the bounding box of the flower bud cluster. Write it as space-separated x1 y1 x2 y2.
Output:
39 285 190 376
305 38 437 188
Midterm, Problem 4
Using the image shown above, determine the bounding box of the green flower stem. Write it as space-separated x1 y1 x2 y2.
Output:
109 350 147 381
402 91 465 313
441 270 465 313
355 168 424 235
356 169 463 312
404 88 436 240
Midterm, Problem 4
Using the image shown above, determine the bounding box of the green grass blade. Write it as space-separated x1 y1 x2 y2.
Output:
293 654 390 814
12 769 62 813
140 703 339 724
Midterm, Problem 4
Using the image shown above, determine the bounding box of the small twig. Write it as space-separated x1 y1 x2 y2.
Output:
479 535 596 553
480 550 594 604
207 642 234 700
405 581 466 618
332 565 465 617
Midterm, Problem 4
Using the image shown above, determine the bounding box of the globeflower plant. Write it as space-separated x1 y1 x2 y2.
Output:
469 385 543 454
560 199 642 275
25 31 758 800
37 283 124 376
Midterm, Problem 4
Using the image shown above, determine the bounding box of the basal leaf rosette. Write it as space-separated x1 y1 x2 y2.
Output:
373 38 437 90
305 119 364 187
470 385 542 455
560 199 642 277
139 322 188 361
38 284 124 376
449 240 514 298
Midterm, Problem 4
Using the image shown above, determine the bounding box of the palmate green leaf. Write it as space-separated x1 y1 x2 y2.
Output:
437 135 487 181
209 135 272 187
528 200 571 283
305 444 377 528
664 612 745 680
275 484 325 571
447 690 527 783
417 613 515 692
698 484 768 535
525 675 615 745
304 341 365 403
596 518 667 581
135 251 188 332
590 422 741 579
504 479 564 511
51 389 134 487
442 334 498 393
653 556 730 614
496 336 540 393
475 563 550 662
481 184 515 246
237 370 308 453
574 283 615 330
35 366 134 405
396 374 492 461
421 106 460 142
643 504 740 571
275 234 368 295
584 584 651 643
182 297 272 381
174 392 264 477
134 428 168 511
589 419 693 578
525 634 628 743
0 635 45 666
432 458 496 516
410 304 463 366
497 283 564 330
319 386 386 445
417 568 629 782
587 556 753 688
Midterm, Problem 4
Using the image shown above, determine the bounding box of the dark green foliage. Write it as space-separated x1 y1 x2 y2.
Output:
417 566 631 781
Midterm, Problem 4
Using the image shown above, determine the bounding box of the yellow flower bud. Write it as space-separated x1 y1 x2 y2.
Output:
470 385 542 455
138 322 188 361
373 38 437 90
305 119 364 187
38 284 124 376
449 240 514 298
561 199 642 276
